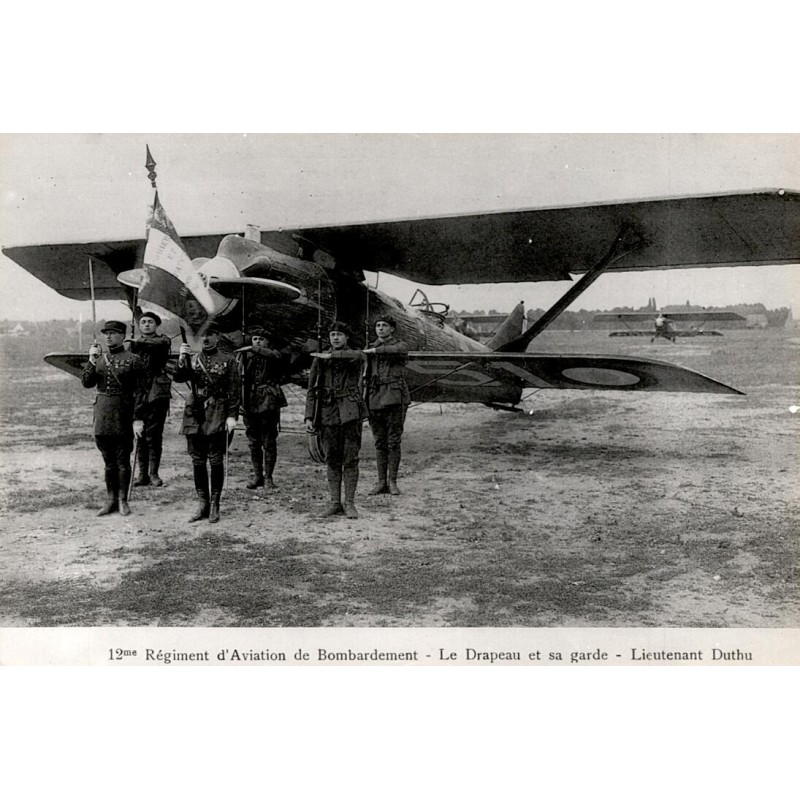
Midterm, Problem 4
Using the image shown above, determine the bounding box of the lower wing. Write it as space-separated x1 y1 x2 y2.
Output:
407 351 744 395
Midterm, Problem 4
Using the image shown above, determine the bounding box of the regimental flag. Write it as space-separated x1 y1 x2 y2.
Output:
140 192 216 333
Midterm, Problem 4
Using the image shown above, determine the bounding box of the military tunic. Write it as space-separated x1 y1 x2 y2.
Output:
129 333 173 481
366 336 410 481
239 345 290 479
82 346 147 435
174 348 240 436
174 347 240 473
365 336 411 410
81 345 146 484
305 348 366 473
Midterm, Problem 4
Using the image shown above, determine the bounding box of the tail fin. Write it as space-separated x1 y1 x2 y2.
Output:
486 302 526 351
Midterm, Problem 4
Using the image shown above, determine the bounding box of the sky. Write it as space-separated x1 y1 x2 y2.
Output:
1 132 798 321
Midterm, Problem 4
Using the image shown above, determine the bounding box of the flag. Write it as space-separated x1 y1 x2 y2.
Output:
139 192 216 333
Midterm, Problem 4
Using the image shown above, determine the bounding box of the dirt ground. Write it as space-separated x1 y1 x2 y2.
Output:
0 329 798 627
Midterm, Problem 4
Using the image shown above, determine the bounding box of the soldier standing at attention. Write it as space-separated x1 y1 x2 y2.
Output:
129 311 172 487
304 322 366 519
82 321 147 516
174 322 239 524
364 315 411 495
237 326 289 490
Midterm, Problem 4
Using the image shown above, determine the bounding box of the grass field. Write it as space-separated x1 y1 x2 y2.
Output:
0 328 798 628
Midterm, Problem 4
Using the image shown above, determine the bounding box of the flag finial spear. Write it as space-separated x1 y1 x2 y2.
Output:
145 145 157 189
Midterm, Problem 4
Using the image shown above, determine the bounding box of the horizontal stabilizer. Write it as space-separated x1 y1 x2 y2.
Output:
407 351 744 395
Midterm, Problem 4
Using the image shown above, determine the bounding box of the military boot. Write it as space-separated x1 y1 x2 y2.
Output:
97 469 119 516
118 466 132 516
209 465 224 523
343 465 359 519
321 472 344 517
246 449 264 489
133 442 150 486
387 450 402 495
149 446 164 487
188 493 210 522
188 465 210 522
367 453 388 495
264 455 277 490
209 493 221 524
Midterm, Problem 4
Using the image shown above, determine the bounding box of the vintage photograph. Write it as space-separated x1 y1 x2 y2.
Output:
0 133 798 647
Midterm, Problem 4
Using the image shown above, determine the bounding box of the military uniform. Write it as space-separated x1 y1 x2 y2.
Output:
365 334 410 494
238 342 289 489
82 338 147 516
174 344 240 522
129 331 172 486
305 346 366 517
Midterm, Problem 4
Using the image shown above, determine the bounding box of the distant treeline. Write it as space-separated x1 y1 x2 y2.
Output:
456 304 793 331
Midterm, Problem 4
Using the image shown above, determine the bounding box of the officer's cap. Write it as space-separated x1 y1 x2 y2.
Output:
202 321 221 335
247 325 267 337
328 321 351 337
139 311 162 326
101 320 127 335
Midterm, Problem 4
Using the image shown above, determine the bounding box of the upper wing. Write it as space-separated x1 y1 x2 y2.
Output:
3 235 227 302
594 311 745 322
293 189 800 284
5 190 798 298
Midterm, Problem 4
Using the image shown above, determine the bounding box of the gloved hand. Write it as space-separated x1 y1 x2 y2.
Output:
225 417 237 432
133 420 144 438
305 418 316 434
179 343 192 356
88 344 101 364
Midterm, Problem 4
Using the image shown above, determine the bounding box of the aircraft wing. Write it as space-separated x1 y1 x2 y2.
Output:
3 235 227 301
294 189 800 284
4 190 798 298
44 353 182 380
407 352 744 396
594 311 745 322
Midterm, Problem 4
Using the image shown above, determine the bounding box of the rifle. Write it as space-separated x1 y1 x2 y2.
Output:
307 277 326 463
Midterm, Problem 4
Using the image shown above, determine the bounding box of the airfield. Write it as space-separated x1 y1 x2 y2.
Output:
0 328 797 628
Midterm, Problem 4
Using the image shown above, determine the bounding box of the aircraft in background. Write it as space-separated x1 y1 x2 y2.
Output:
4 187 800 406
594 300 746 342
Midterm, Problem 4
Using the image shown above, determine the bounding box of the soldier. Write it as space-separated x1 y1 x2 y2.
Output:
82 321 147 516
364 315 411 495
174 322 239 524
129 311 172 487
237 326 289 490
304 322 366 519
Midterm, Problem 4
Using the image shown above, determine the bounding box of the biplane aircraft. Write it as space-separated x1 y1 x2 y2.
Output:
594 306 746 341
3 187 800 409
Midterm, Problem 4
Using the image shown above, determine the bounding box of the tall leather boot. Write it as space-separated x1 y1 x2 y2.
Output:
149 445 163 487
97 468 119 516
188 464 210 522
387 449 402 495
246 448 264 489
264 454 277 490
367 452 388 495
134 440 150 486
118 465 132 516
321 469 344 517
343 465 359 519
209 464 224 523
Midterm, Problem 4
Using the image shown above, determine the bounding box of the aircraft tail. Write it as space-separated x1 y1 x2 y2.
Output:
486 302 526 351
